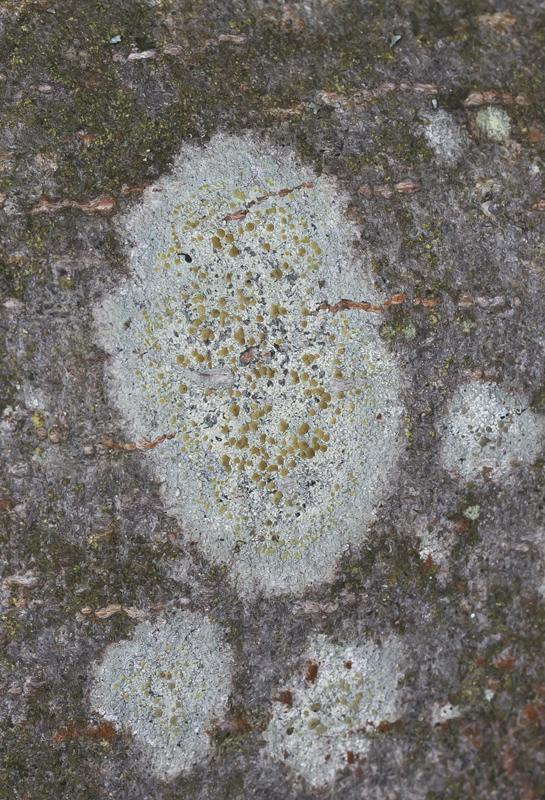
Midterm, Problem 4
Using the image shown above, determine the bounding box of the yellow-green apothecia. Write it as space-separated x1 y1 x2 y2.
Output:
264 634 405 786
95 134 403 596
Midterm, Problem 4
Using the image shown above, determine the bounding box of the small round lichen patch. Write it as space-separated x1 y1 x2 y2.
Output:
89 611 233 780
264 635 404 787
95 134 402 596
476 107 511 142
421 110 469 165
438 382 544 482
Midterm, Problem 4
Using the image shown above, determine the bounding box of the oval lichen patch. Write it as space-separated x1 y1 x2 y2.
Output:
95 134 403 596
438 381 545 482
265 634 405 787
89 611 233 780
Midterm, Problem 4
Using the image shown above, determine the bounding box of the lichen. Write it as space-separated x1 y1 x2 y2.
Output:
417 524 450 568
95 134 403 596
420 110 469 165
475 107 511 142
430 701 461 726
89 610 233 780
438 381 545 482
264 634 404 787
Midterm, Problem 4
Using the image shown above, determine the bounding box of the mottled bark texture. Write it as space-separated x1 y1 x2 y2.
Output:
1 1 545 799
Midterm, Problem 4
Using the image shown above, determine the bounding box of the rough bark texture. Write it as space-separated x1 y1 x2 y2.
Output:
1 1 545 798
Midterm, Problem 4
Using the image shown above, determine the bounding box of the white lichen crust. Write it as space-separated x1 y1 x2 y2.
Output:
89 611 233 780
438 381 544 482
95 134 402 596
264 635 404 787
420 110 469 165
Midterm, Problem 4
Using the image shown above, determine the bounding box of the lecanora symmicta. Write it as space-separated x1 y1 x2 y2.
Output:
265 634 405 786
95 134 404 596
438 381 545 483
90 611 234 780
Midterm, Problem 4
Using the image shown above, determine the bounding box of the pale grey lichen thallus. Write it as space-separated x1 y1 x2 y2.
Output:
89 611 233 780
475 106 511 142
438 381 545 483
420 109 469 166
264 634 405 787
94 134 403 597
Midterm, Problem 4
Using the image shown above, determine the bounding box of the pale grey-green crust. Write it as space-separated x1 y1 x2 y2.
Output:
438 381 545 482
264 634 404 787
475 107 512 142
95 134 403 597
89 611 233 780
420 110 470 165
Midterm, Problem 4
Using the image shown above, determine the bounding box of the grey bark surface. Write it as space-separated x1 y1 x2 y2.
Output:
1 1 545 798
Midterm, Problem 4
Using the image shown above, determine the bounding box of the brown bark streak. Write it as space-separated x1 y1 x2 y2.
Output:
99 433 176 451
223 182 314 222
